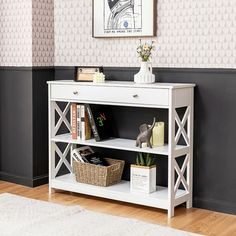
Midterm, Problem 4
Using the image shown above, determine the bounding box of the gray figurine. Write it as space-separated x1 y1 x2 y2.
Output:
136 118 156 148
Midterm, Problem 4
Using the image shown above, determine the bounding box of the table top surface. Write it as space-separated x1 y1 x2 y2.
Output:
47 80 195 89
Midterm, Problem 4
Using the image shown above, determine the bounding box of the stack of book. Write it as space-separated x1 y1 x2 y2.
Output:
71 104 114 142
71 146 109 166
71 104 91 140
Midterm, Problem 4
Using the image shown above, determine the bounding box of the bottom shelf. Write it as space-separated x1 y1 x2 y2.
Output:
51 174 187 210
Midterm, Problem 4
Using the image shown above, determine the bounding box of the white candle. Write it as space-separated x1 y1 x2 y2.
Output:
93 72 105 83
152 122 164 147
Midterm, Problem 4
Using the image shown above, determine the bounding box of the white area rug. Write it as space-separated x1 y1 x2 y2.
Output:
0 193 200 236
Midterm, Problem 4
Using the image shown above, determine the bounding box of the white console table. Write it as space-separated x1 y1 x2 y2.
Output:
47 80 195 218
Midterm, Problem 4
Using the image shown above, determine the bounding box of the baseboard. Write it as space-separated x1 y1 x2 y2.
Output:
0 172 34 187
0 172 48 188
32 174 48 187
194 197 236 215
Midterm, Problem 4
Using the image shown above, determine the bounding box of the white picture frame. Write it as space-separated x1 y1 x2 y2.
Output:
92 0 156 38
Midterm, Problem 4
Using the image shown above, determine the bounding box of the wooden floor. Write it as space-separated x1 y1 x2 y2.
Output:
0 181 235 235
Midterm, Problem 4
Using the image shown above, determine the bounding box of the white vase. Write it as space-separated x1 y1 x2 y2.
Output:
134 61 155 84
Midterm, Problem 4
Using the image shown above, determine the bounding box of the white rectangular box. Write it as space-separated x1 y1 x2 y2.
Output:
130 165 156 194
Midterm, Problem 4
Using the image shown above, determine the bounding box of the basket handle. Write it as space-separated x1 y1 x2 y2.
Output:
111 164 120 172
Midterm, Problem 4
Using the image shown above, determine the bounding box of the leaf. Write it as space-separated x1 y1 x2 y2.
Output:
140 154 145 166
147 157 151 166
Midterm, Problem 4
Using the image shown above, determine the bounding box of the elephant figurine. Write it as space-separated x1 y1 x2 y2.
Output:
136 118 156 148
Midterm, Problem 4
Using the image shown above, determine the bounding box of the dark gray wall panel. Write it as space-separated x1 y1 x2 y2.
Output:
156 68 236 214
0 68 33 183
32 68 54 185
0 67 54 187
54 67 75 81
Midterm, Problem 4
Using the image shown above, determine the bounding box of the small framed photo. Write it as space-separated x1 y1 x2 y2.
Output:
92 0 156 38
74 67 103 82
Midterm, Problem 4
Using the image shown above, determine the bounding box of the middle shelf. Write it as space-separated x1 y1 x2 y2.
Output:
51 133 189 156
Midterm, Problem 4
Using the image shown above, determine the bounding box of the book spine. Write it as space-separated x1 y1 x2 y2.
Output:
71 103 77 139
71 149 85 163
81 105 86 140
77 104 81 139
85 104 100 141
85 110 91 140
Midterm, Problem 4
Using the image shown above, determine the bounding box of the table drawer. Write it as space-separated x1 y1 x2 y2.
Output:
51 84 169 107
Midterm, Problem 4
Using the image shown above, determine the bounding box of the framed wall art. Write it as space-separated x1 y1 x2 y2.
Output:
92 0 156 38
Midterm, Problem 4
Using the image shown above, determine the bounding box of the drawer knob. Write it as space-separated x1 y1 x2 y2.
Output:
73 91 79 95
133 94 138 98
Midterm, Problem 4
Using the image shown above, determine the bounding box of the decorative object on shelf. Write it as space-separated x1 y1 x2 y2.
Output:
136 152 155 167
136 118 156 148
136 39 155 62
151 122 165 147
134 61 155 84
92 0 156 38
73 158 125 187
74 67 103 82
134 39 155 84
93 72 105 83
130 153 156 193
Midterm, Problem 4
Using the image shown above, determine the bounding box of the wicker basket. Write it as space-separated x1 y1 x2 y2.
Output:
73 158 125 187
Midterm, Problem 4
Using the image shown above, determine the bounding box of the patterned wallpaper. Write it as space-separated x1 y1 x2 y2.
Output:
54 0 236 68
0 0 32 66
0 0 54 67
32 0 54 66
0 1 236 68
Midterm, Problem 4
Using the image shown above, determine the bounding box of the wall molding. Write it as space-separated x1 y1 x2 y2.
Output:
54 66 236 74
0 67 33 71
0 172 33 187
0 172 48 188
0 67 55 71
32 174 49 187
